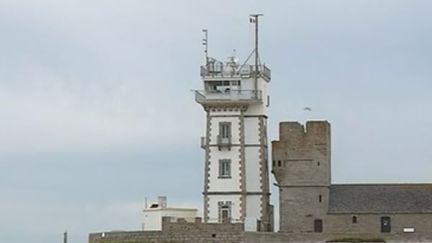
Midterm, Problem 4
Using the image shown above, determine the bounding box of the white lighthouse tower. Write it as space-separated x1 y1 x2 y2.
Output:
195 15 273 232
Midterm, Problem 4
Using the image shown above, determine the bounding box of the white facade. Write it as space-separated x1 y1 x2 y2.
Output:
142 196 197 231
196 57 273 232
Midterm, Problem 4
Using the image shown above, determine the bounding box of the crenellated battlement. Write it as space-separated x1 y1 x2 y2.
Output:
272 120 331 187
279 121 331 146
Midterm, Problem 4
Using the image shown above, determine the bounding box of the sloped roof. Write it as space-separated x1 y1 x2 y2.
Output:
328 184 432 214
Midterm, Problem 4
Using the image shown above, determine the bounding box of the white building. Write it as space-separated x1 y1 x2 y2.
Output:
142 196 197 231
195 25 273 231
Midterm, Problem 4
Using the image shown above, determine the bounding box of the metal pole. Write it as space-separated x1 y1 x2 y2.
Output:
202 29 208 67
250 14 263 97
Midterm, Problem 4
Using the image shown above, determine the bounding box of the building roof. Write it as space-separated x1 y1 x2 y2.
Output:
328 184 432 214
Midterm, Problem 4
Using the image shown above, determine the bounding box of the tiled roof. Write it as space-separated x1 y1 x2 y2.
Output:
328 184 432 214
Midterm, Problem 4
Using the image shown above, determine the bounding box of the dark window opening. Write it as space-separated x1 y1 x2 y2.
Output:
314 219 323 233
352 216 357 224
221 206 230 223
278 160 281 167
317 161 320 166
319 195 322 203
272 160 275 167
212 234 216 238
381 216 391 233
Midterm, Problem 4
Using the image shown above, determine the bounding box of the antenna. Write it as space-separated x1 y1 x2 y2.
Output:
249 14 263 95
63 231 67 243
202 29 209 66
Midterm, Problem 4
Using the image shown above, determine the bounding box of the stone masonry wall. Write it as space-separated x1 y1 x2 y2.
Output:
244 231 432 243
89 217 244 243
272 121 331 233
89 220 432 243
326 213 432 234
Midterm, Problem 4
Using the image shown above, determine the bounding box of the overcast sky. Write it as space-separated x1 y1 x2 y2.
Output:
1 0 432 242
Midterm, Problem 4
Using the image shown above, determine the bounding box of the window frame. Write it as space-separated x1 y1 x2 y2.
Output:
218 159 232 178
381 216 391 233
219 122 232 139
218 201 232 223
314 219 323 233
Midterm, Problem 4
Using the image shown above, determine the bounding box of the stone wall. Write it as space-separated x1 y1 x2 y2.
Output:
244 232 432 243
88 216 432 243
272 121 331 233
272 121 331 187
89 217 244 243
326 213 432 234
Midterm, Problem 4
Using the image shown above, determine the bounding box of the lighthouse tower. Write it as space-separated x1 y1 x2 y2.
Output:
195 16 273 232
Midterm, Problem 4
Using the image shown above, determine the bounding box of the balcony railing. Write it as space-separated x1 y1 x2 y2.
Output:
217 135 231 150
195 89 262 105
200 64 271 81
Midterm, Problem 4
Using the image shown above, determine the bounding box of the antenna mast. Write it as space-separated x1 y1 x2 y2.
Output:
202 29 209 66
250 14 263 95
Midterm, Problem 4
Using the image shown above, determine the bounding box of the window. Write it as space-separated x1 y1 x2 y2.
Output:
278 160 282 167
231 80 240 86
314 219 323 233
219 122 231 139
218 122 232 150
319 195 322 203
219 159 231 178
352 216 357 224
381 216 391 233
218 201 232 223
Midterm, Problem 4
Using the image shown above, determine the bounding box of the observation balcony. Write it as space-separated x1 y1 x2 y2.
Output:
195 89 262 105
200 64 271 82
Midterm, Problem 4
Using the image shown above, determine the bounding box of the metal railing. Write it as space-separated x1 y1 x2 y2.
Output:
217 135 231 150
217 135 231 145
195 89 262 104
200 64 271 81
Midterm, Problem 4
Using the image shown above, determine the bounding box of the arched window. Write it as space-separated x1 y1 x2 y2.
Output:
352 216 358 223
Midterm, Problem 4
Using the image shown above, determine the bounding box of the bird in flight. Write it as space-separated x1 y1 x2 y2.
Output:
303 107 312 111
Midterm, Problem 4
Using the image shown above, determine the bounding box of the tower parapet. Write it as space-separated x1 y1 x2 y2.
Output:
273 121 331 187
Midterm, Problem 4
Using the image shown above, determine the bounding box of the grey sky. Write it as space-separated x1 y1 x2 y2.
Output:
1 0 432 242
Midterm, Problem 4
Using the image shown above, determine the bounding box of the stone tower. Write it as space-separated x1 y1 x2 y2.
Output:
195 22 273 231
272 121 331 233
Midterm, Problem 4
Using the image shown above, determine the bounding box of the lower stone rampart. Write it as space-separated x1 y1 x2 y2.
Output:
89 217 244 243
244 232 432 243
89 217 432 243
